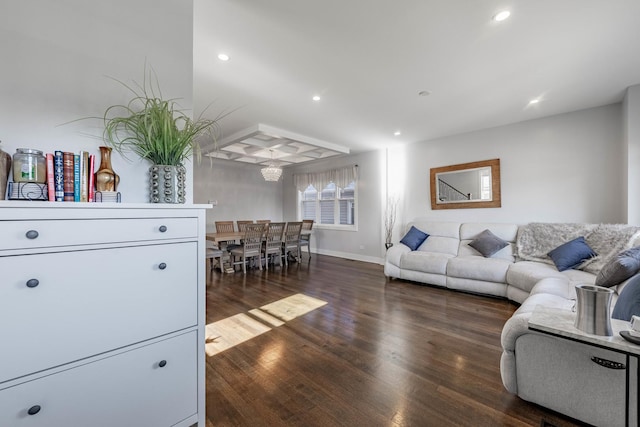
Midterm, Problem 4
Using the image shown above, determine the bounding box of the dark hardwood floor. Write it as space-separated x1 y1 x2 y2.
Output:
204 254 587 427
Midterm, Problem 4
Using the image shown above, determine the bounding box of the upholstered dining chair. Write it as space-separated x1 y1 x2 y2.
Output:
300 219 314 261
263 222 286 268
230 223 265 273
206 247 225 275
282 221 303 266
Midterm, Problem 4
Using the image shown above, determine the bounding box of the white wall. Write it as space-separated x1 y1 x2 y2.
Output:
278 103 626 264
624 85 640 224
282 150 384 263
401 103 624 225
0 1 194 203
193 158 284 233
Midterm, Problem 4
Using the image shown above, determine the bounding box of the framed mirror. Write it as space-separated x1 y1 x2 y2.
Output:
430 159 501 210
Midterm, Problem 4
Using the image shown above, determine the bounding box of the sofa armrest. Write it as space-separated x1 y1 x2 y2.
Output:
501 312 532 352
500 312 533 394
385 243 411 267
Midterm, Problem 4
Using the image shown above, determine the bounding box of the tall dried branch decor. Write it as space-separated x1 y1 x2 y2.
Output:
384 196 398 245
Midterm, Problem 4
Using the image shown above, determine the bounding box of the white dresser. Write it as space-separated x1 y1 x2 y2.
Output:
0 202 207 427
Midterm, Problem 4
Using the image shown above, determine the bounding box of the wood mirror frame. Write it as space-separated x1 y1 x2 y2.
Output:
430 158 501 210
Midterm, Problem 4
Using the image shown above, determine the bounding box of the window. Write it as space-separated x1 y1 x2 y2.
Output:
300 180 356 228
480 169 491 200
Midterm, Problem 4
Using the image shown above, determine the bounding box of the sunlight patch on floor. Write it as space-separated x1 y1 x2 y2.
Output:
205 293 327 356
260 293 328 321
205 313 272 356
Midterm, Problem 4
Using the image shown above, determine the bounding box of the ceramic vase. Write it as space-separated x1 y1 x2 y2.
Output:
149 164 186 204
95 146 120 192
0 142 11 200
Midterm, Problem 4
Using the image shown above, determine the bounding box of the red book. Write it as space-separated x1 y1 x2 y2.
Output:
63 152 74 201
46 153 55 201
88 154 95 202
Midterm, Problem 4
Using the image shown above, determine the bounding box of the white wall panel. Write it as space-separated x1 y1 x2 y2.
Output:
193 158 284 233
402 104 624 225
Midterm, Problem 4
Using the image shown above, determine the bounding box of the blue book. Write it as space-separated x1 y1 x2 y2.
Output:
73 154 80 202
53 151 64 201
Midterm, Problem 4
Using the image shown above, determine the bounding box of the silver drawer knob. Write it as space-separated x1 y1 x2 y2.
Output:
25 230 39 239
26 279 40 288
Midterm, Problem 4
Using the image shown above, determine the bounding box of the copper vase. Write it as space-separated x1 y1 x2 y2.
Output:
95 146 120 192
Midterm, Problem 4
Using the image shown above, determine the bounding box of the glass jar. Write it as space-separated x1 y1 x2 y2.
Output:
13 148 46 183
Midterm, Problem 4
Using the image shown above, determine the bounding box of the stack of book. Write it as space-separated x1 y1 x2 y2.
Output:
48 150 96 202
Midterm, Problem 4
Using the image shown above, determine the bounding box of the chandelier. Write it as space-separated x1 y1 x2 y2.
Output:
261 150 282 181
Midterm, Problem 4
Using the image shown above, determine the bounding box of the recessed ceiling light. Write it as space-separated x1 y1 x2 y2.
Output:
493 11 511 22
312 95 321 102
394 131 402 136
529 98 540 105
217 53 230 61
418 90 431 97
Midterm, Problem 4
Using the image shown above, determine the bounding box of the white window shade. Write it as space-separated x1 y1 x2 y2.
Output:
293 165 357 192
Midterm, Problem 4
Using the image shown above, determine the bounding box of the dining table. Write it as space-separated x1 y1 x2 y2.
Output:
206 231 245 245
206 230 311 245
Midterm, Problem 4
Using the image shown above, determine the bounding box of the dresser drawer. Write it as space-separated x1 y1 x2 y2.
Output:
0 331 198 427
0 217 198 251
0 242 198 383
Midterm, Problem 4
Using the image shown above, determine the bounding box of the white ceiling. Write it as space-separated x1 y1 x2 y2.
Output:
205 124 349 166
194 0 640 160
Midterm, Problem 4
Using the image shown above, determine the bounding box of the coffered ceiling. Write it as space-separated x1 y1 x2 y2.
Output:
204 124 349 167
194 0 640 161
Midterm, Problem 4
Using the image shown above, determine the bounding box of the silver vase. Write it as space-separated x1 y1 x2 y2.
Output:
574 284 613 336
149 164 186 204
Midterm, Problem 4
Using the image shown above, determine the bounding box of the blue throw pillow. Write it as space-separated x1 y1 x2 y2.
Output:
612 274 640 321
400 226 429 251
547 236 597 272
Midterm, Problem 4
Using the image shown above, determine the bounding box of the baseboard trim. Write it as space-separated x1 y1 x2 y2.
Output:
313 248 384 265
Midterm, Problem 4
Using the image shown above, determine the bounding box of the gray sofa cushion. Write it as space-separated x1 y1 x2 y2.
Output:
595 246 640 288
447 256 511 283
416 235 459 256
400 251 452 275
506 261 596 295
469 229 508 257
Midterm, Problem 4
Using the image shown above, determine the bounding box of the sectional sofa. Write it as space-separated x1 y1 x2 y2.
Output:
384 220 640 427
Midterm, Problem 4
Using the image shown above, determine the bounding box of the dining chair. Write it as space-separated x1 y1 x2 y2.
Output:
236 220 254 232
230 223 265 273
282 221 303 266
263 222 286 268
206 247 225 275
215 220 239 251
300 219 314 261
256 219 271 224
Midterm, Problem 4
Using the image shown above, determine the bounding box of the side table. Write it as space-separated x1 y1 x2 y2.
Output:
528 305 639 427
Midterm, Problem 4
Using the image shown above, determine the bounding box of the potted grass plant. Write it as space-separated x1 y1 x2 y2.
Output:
101 67 228 203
